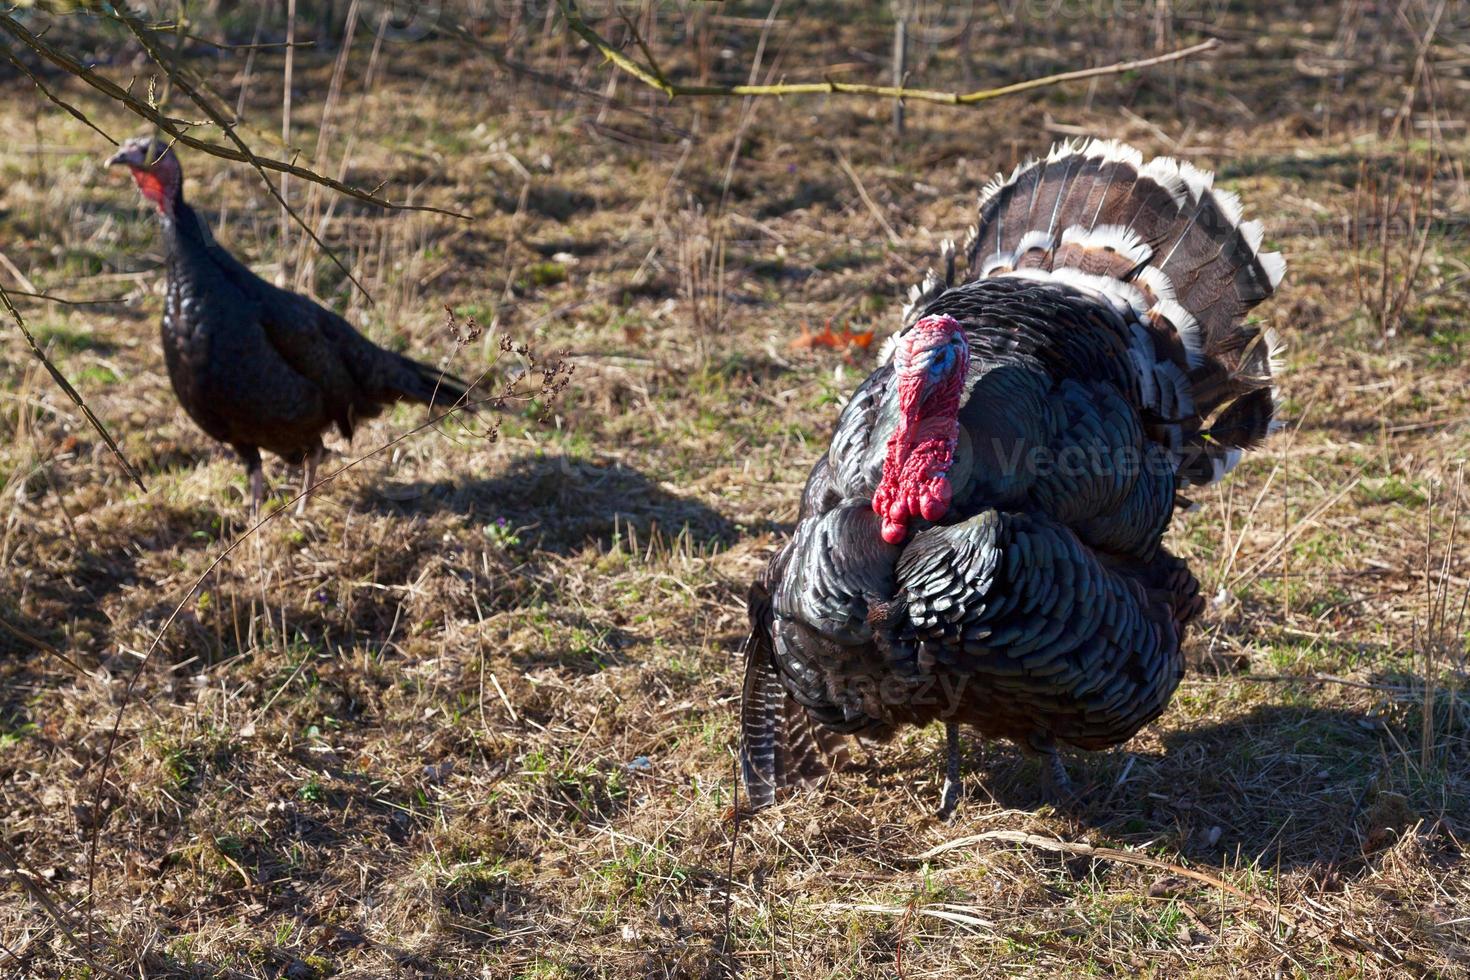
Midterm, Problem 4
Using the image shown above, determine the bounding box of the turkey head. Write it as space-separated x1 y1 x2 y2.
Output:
871 314 970 544
107 136 183 215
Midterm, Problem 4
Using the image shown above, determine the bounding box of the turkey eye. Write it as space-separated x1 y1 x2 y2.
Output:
928 349 950 377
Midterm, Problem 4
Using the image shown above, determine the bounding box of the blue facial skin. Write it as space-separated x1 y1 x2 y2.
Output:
926 345 954 381
912 338 962 383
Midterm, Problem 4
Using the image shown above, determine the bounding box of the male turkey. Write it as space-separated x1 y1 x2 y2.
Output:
742 139 1286 814
107 136 473 511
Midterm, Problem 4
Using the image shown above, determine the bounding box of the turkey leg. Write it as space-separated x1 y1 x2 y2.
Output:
297 444 324 516
240 446 265 514
937 722 962 819
1038 748 1075 805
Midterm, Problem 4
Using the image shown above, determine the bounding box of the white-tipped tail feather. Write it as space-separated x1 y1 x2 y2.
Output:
895 137 1288 485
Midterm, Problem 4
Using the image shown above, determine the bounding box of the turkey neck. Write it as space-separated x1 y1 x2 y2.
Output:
160 200 210 255
155 198 245 369
159 201 243 302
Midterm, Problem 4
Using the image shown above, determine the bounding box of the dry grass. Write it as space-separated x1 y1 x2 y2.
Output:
1 2 1468 977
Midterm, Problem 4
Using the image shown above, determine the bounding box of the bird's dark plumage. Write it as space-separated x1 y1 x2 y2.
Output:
742 139 1286 809
108 136 472 508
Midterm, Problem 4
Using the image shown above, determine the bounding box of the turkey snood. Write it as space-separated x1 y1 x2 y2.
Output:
871 315 970 544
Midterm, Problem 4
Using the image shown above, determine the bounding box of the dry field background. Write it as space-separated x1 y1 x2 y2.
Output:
1 1 1468 976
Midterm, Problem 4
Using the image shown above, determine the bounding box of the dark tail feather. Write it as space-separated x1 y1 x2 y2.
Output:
935 139 1288 487
739 622 786 810
740 579 847 809
402 356 476 411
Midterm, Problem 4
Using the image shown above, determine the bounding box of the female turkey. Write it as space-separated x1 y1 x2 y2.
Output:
741 139 1286 814
106 136 474 512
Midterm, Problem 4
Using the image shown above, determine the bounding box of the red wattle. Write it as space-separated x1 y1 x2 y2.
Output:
919 478 952 521
871 316 969 545
131 168 175 214
880 519 907 545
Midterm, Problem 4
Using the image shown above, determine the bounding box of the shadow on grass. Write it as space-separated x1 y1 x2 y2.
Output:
360 452 744 556
22 455 715 677
0 603 63 730
879 699 1464 876
88 453 740 674
492 184 598 221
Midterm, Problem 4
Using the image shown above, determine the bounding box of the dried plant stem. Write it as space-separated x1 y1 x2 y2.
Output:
291 0 361 291
1417 467 1467 769
907 830 1420 973
1351 148 1435 341
280 0 298 281
1389 0 1448 141
834 145 900 246
0 839 126 980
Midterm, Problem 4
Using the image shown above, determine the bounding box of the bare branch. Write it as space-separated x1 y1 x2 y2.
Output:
0 282 146 492
559 1 1219 106
0 11 466 219
0 36 115 141
105 3 375 301
435 20 692 139
1 288 129 307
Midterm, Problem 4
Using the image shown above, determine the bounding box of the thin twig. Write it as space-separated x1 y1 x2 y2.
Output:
0 614 87 675
436 20 692 139
0 282 145 491
1 288 129 307
833 145 901 246
108 4 375 301
0 38 115 141
0 839 127 980
0 12 463 219
175 33 316 52
616 6 667 85
560 1 1218 106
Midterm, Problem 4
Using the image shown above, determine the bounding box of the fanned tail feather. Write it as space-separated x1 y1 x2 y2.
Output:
908 138 1287 485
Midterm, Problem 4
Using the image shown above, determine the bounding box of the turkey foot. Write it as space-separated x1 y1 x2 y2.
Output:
936 722 962 820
